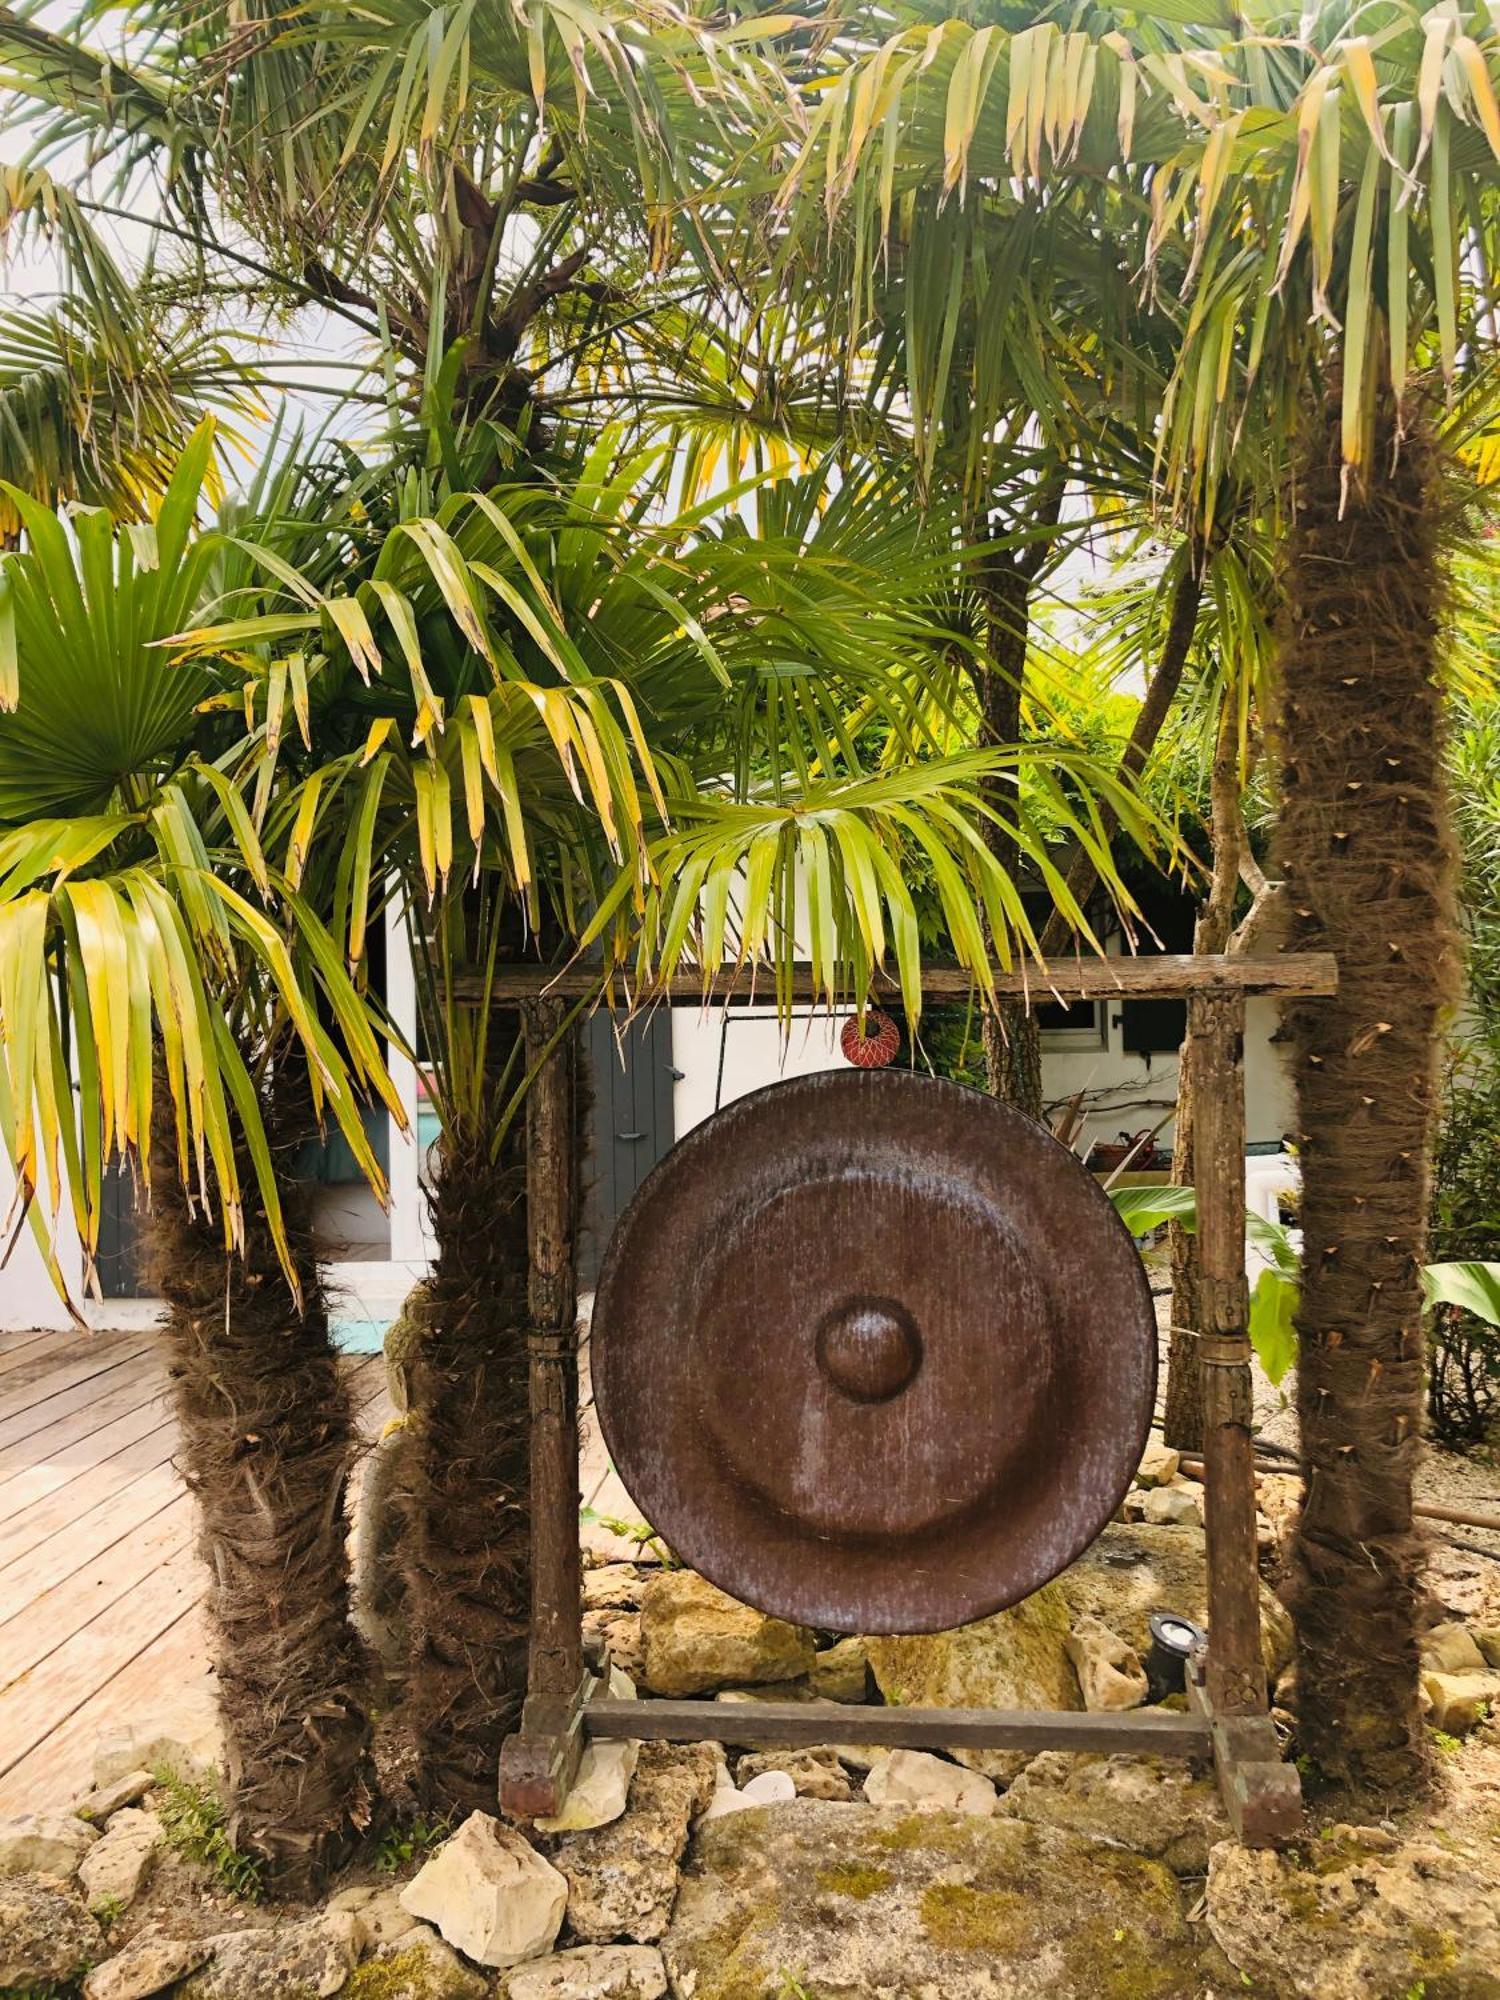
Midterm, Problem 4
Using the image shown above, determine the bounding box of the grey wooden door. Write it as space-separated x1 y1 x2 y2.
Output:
581 1009 677 1283
97 1159 149 1298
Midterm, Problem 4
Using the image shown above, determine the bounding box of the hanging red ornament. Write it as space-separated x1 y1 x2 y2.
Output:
840 1009 901 1068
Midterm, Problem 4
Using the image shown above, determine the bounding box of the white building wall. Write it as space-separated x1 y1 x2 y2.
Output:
0 1154 84 1332
670 987 1295 1154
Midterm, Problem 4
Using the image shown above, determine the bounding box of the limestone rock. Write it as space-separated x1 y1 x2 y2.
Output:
699 1770 797 1824
1422 1668 1500 1735
82 1935 213 2000
365 1928 491 1999
535 1739 640 1835
862 1749 996 1818
1477 1624 1500 1669
711 1682 816 1705
584 1565 648 1612
506 1943 667 1999
0 1874 103 1988
72 1771 154 1826
825 1738 888 1774
664 1800 1200 1998
178 1914 362 2000
1058 1522 1293 1683
583 1610 645 1683
1000 1752 1229 1876
1421 1621 1486 1674
79 1808 162 1913
551 1742 718 1944
1207 1830 1500 1998
866 1580 1078 1777
734 1748 853 1801
1064 1615 1148 1713
328 1881 416 1949
93 1694 225 1793
1135 1440 1181 1487
639 1571 813 1697
1141 1483 1201 1528
399 1813 567 1970
809 1637 870 1704
0 1811 100 1880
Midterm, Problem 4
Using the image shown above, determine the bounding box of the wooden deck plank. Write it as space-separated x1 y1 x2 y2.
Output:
0 1495 195 1695
0 1603 211 1814
0 1331 396 1814
0 1393 172 1532
0 1543 205 1781
0 1329 70 1380
0 1460 186 1619
0 1415 179 1571
0 1331 135 1405
0 1358 168 1493
0 1336 155 1436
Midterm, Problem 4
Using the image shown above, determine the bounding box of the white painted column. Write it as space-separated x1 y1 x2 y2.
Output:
384 889 429 1268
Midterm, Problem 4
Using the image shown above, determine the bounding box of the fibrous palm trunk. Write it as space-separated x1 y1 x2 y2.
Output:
399 1021 534 1815
1276 391 1457 1792
147 1052 372 1899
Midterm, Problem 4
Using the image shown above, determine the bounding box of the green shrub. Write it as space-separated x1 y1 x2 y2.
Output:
151 1767 263 1901
1428 1040 1500 1448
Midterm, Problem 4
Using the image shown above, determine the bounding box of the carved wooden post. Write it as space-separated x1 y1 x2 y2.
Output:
498 997 592 1817
1189 987 1300 1842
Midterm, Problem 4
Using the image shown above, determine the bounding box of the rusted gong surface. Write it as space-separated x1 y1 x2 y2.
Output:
593 1069 1157 1634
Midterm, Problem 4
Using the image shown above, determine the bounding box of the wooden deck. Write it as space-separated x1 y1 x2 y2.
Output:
0 1327 389 1812
0 1321 631 1814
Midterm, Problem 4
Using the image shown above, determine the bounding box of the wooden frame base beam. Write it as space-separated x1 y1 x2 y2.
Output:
499 1672 598 1820
585 1697 1211 1760
1188 1658 1301 1846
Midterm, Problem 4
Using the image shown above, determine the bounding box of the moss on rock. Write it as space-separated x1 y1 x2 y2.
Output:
664 1800 1202 1999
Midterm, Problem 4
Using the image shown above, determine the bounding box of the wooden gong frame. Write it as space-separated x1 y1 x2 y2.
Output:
493 952 1338 1847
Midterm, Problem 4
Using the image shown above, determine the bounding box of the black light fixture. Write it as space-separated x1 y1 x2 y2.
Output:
1145 1610 1208 1702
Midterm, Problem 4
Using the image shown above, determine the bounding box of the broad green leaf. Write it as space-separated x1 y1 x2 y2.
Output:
1423 1261 1500 1328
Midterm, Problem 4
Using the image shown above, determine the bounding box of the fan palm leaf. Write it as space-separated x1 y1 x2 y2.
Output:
0 423 400 1306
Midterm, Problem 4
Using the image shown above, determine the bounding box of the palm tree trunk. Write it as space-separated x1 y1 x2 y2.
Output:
398 1064 534 1817
1276 390 1457 1793
147 1051 372 1899
973 501 1061 1118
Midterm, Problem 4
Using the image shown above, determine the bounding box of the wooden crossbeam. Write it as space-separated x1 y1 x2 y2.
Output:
468 952 1337 1006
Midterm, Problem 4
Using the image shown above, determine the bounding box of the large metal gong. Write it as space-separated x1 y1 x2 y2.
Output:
592 1068 1157 1634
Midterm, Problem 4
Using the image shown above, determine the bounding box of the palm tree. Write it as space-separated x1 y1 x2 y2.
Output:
183 420 1152 1807
769 0 1500 1792
743 18 1198 1112
0 427 404 1892
0 164 256 540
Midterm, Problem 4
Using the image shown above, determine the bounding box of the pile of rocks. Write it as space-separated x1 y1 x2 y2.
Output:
7 1431 1500 1999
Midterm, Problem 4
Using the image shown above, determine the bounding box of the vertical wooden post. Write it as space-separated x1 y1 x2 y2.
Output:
497 997 592 1817
1190 987 1301 1843
1192 988 1262 1716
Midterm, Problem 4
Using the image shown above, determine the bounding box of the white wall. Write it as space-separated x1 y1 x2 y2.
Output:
0 1154 84 1332
670 986 1296 1153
